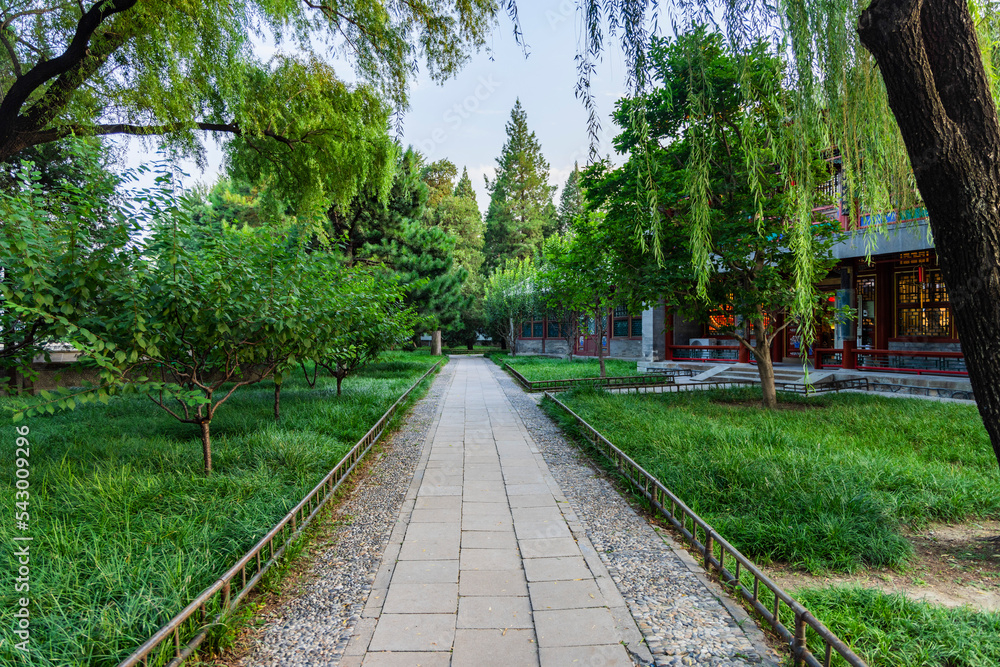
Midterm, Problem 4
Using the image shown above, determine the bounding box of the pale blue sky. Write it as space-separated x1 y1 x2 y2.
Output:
121 4 635 214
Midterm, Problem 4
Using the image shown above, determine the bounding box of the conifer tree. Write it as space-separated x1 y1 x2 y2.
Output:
483 100 556 272
557 163 585 234
430 165 486 348
453 167 477 202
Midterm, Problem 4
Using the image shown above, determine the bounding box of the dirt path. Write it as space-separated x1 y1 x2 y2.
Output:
769 520 1000 611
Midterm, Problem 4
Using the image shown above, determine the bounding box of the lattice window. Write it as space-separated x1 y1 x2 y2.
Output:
896 269 951 337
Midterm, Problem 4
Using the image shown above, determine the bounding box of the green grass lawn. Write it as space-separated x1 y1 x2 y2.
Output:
490 353 642 381
797 587 1000 667
0 351 440 667
543 386 1000 573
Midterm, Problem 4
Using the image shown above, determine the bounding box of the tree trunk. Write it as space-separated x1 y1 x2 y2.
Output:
336 374 343 395
432 329 442 356
508 317 517 356
859 0 1000 472
199 421 212 475
274 381 281 422
466 339 474 351
596 312 607 378
754 343 778 409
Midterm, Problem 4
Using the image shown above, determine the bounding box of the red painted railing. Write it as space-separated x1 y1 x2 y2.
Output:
813 343 967 376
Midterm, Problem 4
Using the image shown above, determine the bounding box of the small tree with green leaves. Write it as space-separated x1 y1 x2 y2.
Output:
0 141 140 392
484 257 537 355
539 216 618 377
306 268 415 395
583 29 843 405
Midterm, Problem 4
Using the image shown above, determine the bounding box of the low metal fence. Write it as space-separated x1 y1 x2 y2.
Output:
774 378 870 395
641 367 696 378
603 380 756 395
544 392 867 667
119 361 442 667
503 363 677 393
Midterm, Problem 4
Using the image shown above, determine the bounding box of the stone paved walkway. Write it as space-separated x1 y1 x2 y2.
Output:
243 356 777 666
342 357 646 666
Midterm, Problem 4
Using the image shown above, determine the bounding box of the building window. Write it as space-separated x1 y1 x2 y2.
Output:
896 269 951 337
521 318 546 338
708 305 735 335
612 306 642 338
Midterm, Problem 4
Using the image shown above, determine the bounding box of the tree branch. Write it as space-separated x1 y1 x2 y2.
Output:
0 0 138 148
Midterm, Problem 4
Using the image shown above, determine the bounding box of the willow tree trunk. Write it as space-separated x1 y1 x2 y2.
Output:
432 330 442 356
200 421 212 475
754 343 777 409
860 0 1000 472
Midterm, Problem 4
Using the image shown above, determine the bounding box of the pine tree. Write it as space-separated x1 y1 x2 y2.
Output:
339 147 467 333
557 163 585 234
429 165 486 348
453 167 477 202
483 100 556 272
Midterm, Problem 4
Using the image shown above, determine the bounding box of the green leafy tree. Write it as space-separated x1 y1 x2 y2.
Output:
483 257 537 355
563 0 1000 465
306 269 415 395
422 158 459 208
0 141 140 391
583 29 841 406
539 216 618 377
483 99 557 271
557 163 585 234
0 0 511 163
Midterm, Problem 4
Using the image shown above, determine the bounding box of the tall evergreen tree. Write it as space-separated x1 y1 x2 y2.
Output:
483 99 556 272
453 167 477 202
557 163 585 233
431 165 487 348
335 147 467 334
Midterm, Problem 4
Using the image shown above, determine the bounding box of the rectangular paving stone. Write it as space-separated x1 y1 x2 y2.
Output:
457 596 533 629
464 480 506 494
463 469 503 482
523 556 592 582
518 537 581 559
512 506 565 523
514 520 572 541
382 583 458 614
451 629 539 667
414 496 462 510
528 580 604 611
537 645 633 666
463 490 508 504
361 652 451 667
460 548 522 571
417 485 463 497
461 530 518 550
367 614 456 652
398 539 459 561
507 494 558 508
459 569 529 597
409 508 461 524
506 483 552 496
534 608 621 648
391 560 459 584
405 522 460 542
462 514 513 532
462 502 510 515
